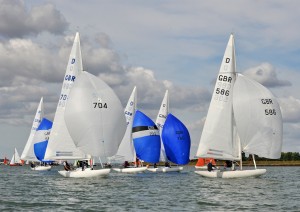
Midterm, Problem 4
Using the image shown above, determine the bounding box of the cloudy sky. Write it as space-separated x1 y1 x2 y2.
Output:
0 0 299 159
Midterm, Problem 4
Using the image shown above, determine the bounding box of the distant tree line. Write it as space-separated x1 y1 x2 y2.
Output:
242 152 300 161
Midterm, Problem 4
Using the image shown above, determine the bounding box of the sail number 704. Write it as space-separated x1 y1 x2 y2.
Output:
93 102 108 108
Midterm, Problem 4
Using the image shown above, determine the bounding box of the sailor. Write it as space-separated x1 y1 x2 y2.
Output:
207 160 216 172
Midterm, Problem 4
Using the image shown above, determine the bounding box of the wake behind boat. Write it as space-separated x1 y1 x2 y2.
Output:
195 34 283 179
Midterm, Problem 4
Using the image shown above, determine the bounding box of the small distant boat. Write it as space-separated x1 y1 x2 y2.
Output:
31 118 53 171
9 148 23 166
148 91 191 173
111 87 148 174
195 34 283 178
195 158 216 170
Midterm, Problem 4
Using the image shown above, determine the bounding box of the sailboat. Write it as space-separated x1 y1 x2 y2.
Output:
62 71 126 178
148 90 191 172
112 87 148 173
195 34 283 178
132 110 161 165
21 97 44 162
31 118 53 171
9 148 22 166
195 158 216 169
44 32 88 165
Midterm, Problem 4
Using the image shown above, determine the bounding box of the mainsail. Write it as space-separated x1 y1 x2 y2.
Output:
113 86 137 162
21 97 44 160
155 90 169 162
44 32 86 160
196 34 240 161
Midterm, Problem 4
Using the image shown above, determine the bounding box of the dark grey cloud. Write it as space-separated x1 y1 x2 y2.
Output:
0 0 68 38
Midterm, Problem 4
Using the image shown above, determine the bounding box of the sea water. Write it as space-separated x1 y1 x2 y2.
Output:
0 165 299 211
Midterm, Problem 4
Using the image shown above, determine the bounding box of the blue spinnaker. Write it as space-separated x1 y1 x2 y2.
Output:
162 113 191 165
33 118 52 162
132 110 160 163
34 140 49 161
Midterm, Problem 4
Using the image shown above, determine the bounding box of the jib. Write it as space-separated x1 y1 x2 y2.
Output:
218 75 232 83
261 99 273 104
65 75 76 81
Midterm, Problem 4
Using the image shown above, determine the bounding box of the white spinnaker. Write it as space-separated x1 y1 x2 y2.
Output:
155 90 169 162
196 34 240 160
44 32 86 160
21 97 44 161
113 86 137 162
233 74 283 159
64 71 126 158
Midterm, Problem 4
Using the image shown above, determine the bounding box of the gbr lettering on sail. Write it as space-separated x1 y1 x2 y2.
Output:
214 57 234 102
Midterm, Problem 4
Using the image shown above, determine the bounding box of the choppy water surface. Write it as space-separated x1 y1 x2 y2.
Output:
0 165 299 211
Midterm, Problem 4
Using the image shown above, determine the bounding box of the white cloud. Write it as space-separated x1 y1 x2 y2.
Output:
279 96 300 123
243 63 292 87
0 0 68 38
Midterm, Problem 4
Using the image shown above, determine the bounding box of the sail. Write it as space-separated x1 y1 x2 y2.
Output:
196 34 240 160
233 74 283 159
155 90 169 162
21 97 44 160
161 113 190 165
64 71 127 158
33 118 53 161
113 86 137 162
11 148 21 164
44 32 86 160
132 110 161 163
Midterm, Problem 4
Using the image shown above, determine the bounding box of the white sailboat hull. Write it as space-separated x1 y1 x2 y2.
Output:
58 168 111 178
113 167 148 173
194 169 266 178
147 166 183 173
31 166 51 171
195 165 207 170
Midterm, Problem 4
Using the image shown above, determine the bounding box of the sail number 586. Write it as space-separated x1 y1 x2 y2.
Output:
216 88 229 96
265 109 276 115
